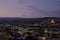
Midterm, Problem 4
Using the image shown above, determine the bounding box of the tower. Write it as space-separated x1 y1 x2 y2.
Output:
50 18 55 25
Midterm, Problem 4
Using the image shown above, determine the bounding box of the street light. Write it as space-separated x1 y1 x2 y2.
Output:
42 37 46 40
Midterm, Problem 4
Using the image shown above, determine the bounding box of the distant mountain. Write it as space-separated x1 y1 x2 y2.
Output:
0 17 60 25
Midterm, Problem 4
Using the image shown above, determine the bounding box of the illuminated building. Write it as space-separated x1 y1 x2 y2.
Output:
50 18 55 25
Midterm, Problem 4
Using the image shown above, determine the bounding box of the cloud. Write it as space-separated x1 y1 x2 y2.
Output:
18 0 60 17
26 5 45 13
18 0 25 4
26 5 60 17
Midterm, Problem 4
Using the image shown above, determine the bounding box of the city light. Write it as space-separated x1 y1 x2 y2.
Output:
42 37 46 40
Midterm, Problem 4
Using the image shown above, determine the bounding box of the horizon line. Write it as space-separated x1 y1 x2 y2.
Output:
0 17 60 18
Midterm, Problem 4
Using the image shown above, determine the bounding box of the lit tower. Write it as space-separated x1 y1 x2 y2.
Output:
50 18 55 25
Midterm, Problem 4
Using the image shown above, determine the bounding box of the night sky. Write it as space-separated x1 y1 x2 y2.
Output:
0 0 60 18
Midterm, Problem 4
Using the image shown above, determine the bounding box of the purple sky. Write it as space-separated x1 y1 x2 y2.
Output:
0 0 60 18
